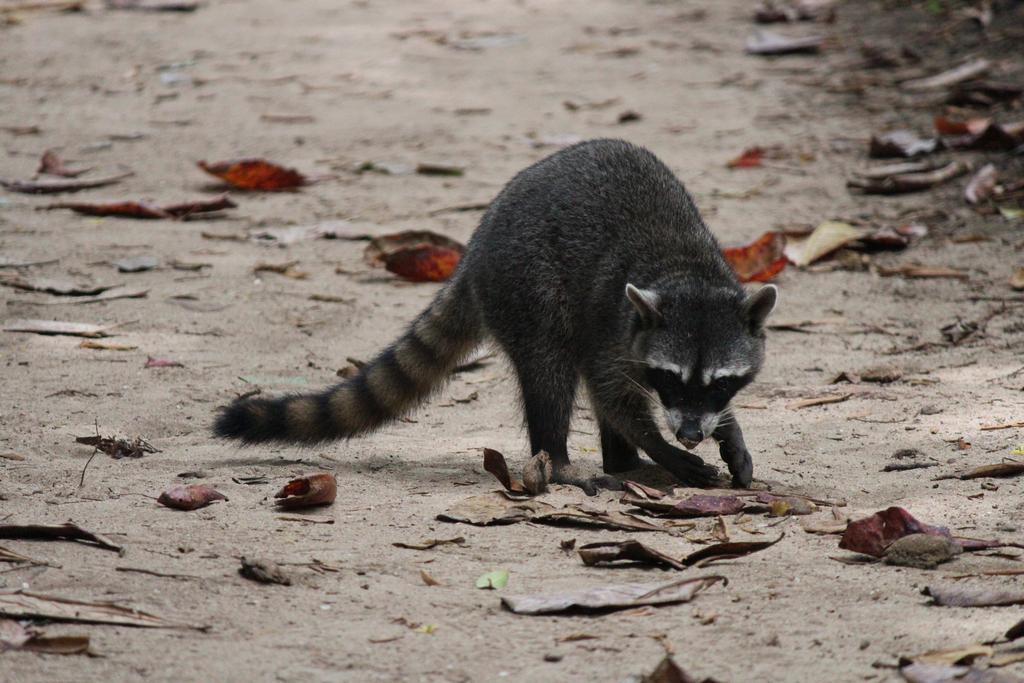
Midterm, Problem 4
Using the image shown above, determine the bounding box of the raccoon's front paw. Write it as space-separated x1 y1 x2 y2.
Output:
663 455 720 488
720 444 753 489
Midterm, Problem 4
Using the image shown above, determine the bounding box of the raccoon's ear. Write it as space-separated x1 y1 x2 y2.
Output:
625 283 662 326
743 284 778 330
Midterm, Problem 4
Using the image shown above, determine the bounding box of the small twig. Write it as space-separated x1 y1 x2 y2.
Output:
79 418 100 488
115 566 202 580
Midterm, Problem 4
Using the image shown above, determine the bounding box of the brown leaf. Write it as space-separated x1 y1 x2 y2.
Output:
0 172 132 194
37 149 89 177
393 537 466 550
745 30 822 55
947 80 1024 107
721 232 787 283
274 473 338 509
839 507 951 558
384 245 461 282
622 481 667 500
578 540 687 570
755 492 815 515
726 147 764 169
923 585 1024 608
500 575 726 615
787 393 852 409
934 116 991 136
1008 269 1024 292
869 131 941 159
0 522 121 552
877 264 969 280
0 275 116 296
253 261 308 279
0 592 195 629
537 506 672 533
145 356 183 368
0 619 91 655
783 221 863 266
4 319 111 337
436 492 554 525
157 484 227 511
198 159 306 190
681 534 784 567
239 557 291 585
483 448 523 493
672 495 746 518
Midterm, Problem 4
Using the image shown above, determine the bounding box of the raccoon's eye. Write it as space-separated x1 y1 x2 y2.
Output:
645 368 683 396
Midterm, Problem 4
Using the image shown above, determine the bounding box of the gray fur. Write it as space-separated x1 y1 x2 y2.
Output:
215 139 775 490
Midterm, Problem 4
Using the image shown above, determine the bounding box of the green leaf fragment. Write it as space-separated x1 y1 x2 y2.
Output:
475 569 509 590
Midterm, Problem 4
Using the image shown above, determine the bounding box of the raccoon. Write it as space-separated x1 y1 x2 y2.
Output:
215 139 777 493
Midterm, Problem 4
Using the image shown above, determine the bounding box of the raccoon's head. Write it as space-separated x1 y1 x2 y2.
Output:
626 282 777 448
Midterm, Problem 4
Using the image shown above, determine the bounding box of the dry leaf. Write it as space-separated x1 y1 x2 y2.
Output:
4 319 110 337
579 540 687 570
76 433 158 459
157 484 227 511
839 507 950 558
393 537 465 550
784 221 862 266
0 172 132 194
902 58 991 91
923 585 1024 608
46 194 235 219
0 522 121 552
0 619 91 655
965 164 998 205
0 275 116 296
936 462 1024 481
877 264 969 280
198 159 306 190
0 592 194 629
869 131 940 158
145 356 183 368
436 492 554 525
721 232 787 283
501 575 725 615
419 569 441 586
934 116 991 136
37 149 89 177
483 448 524 493
908 644 994 666
363 230 465 267
726 147 764 169
681 535 783 567
383 245 461 282
274 473 338 509
787 393 852 409
745 31 822 55
239 557 291 585
253 261 308 279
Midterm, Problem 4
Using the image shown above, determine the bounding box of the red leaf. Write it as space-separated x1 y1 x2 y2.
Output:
274 473 337 509
726 146 764 168
673 494 746 517
838 507 950 557
197 159 306 191
45 194 236 219
721 231 787 283
157 484 227 511
384 245 461 282
933 115 991 136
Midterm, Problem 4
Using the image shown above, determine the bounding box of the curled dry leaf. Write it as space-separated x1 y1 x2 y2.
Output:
0 522 121 552
681 534 784 567
726 147 764 169
197 159 306 191
965 164 998 205
944 121 1024 152
721 231 787 283
501 575 726 615
936 461 1024 481
157 484 227 511
483 448 525 493
623 480 666 500
5 319 111 338
363 230 465 267
934 116 991 137
579 540 686 570
37 149 89 177
783 221 862 267
869 131 940 159
848 161 967 195
145 356 183 368
0 619 91 655
274 473 338 509
393 536 465 550
420 569 441 586
1 172 132 194
0 592 193 629
902 58 991 91
923 585 1024 608
839 507 951 558
46 194 236 219
0 275 116 297
745 31 822 55
238 557 291 585
522 450 552 495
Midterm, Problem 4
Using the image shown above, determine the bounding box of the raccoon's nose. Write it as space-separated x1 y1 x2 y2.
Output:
676 425 704 448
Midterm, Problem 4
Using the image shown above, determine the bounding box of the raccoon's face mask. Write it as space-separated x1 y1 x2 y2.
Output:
626 283 777 448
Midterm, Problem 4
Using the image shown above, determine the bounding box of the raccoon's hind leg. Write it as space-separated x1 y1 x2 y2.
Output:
509 352 616 496
598 419 640 474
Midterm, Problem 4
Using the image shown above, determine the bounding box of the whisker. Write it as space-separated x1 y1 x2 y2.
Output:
620 371 661 406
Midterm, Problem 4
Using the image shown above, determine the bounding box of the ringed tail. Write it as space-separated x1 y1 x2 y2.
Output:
213 278 481 444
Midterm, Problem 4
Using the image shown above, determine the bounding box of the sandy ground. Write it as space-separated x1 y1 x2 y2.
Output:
2 0 1024 681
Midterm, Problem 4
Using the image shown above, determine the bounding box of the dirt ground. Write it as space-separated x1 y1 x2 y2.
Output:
2 0 1024 681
